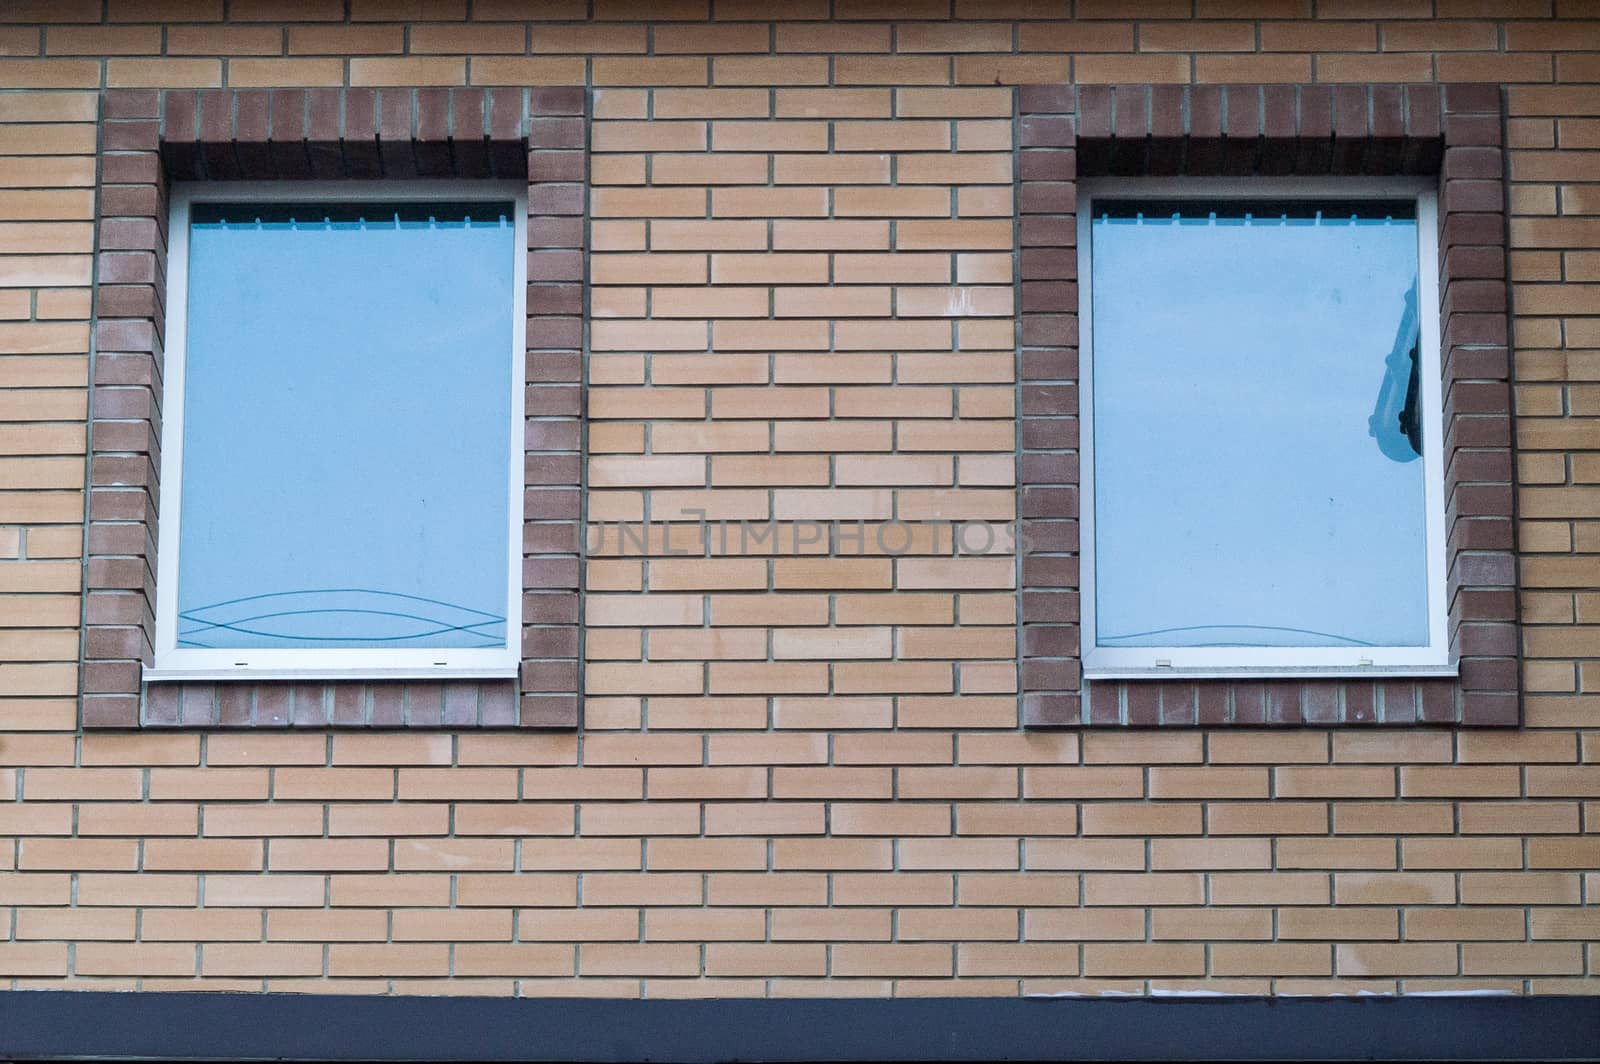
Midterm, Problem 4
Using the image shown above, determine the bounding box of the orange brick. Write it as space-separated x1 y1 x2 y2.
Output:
105 58 220 87
76 874 198 908
268 838 388 873
647 767 765 800
330 944 452 977
1316 52 1433 83
702 801 825 836
1331 733 1452 763
150 909 264 942
580 942 699 976
209 733 328 766
271 768 389 801
146 839 264 872
1213 873 1331 906
1150 907 1273 942
1399 766 1521 798
1277 907 1397 941
1460 872 1580 905
1152 838 1274 871
1276 766 1396 799
1026 907 1141 940
287 24 403 53
651 837 767 871
1402 838 1523 870
1334 873 1456 906
1337 943 1458 977
901 837 1020 870
1148 768 1270 799
20 838 138 871
453 804 574 837
1025 836 1144 871
1212 943 1333 977
16 908 136 941
202 943 323 977
204 805 325 838
1076 803 1197 837
771 907 891 941
76 943 196 977
0 943 68 976
712 56 829 86
454 944 574 978
1024 767 1143 800
646 908 766 941
1083 874 1203 907
1278 838 1398 871
1334 801 1455 835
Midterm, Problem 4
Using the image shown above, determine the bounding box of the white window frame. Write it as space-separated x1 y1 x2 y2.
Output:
147 180 527 681
1077 176 1452 679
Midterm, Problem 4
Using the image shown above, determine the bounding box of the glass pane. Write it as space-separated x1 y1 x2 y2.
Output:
176 202 515 650
1090 199 1429 649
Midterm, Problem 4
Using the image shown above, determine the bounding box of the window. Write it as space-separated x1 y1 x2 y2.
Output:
1078 178 1448 677
150 182 527 680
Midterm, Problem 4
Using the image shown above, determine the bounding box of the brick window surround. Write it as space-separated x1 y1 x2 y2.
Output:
83 86 585 729
1018 83 1517 729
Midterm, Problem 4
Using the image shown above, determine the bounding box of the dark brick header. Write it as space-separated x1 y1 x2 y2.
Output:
84 86 587 730
1016 83 1516 729
151 86 542 181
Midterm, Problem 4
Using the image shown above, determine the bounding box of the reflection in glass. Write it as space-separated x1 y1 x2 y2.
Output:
1369 281 1424 463
177 203 515 649
1090 199 1429 649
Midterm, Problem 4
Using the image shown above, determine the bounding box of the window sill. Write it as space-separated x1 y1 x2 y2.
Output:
1083 663 1459 681
142 664 521 683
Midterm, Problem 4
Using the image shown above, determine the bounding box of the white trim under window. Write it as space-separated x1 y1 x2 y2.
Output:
1077 177 1451 679
147 180 527 681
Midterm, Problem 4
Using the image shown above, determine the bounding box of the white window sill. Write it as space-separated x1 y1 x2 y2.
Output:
142 665 520 683
1083 663 1459 681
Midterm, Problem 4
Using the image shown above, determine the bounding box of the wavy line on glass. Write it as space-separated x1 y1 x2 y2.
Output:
179 609 503 643
177 589 504 648
1098 624 1377 648
182 588 503 619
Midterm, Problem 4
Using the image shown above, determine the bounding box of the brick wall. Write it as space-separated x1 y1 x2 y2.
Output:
0 1 1596 995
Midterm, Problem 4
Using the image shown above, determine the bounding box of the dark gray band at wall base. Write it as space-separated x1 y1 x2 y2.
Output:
0 992 1596 1062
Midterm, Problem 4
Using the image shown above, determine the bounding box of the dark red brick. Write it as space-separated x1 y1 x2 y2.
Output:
1222 84 1258 175
415 87 452 177
342 88 382 178
377 89 418 178
1185 85 1222 173
1020 115 1074 149
1019 84 1073 115
1160 684 1196 726
407 683 443 727
1023 693 1082 728
106 89 160 120
530 85 586 117
1344 682 1376 725
520 694 579 729
1088 682 1120 725
1297 86 1334 173
1444 83 1500 115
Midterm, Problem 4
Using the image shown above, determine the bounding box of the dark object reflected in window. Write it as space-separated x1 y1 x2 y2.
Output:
1369 280 1424 463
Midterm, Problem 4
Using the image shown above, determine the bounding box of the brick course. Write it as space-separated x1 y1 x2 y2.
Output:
0 1 1594 996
